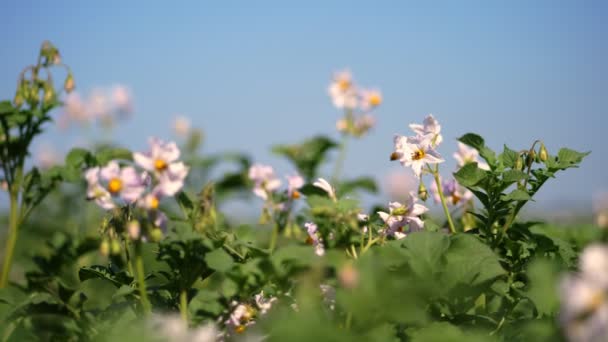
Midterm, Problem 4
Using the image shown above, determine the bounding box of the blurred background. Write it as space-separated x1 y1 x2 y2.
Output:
0 0 606 219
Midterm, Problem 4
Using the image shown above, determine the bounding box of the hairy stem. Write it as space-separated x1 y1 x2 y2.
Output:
0 191 20 288
432 166 456 234
269 223 279 254
180 289 188 322
135 242 151 314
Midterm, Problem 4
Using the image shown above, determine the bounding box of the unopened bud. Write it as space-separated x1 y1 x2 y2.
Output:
149 228 163 242
43 84 54 105
539 143 548 162
28 85 40 105
64 73 75 93
100 239 110 256
515 155 523 170
418 182 428 201
527 150 536 166
14 91 24 107
390 152 400 161
110 240 121 255
127 220 141 240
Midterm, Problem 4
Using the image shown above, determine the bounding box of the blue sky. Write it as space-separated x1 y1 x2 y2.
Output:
1 1 606 211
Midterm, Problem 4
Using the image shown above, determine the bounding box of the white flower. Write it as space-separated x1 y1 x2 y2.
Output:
313 178 336 201
320 284 336 311
111 85 133 115
286 174 304 199
99 161 146 203
133 137 189 195
453 142 490 171
392 134 444 177
305 222 325 256
430 177 473 206
150 314 218 342
85 167 115 210
559 244 608 342
409 114 443 146
328 69 358 110
248 164 282 200
254 291 277 315
359 88 382 110
377 193 428 239
226 302 256 334
358 213 369 234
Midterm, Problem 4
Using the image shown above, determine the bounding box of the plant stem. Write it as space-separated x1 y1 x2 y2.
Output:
180 289 188 322
134 242 151 314
0 191 20 288
332 134 349 183
432 167 456 234
269 223 279 254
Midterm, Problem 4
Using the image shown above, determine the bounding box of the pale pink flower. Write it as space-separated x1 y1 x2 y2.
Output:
392 134 444 177
359 88 382 110
286 174 304 199
133 138 189 195
305 222 325 256
328 69 358 110
453 142 490 171
377 192 428 239
99 161 146 203
430 177 473 206
409 114 443 146
313 178 337 201
111 85 133 115
248 164 281 200
172 116 191 137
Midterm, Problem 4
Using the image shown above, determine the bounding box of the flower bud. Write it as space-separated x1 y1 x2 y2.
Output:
149 228 163 242
110 239 121 255
539 143 548 162
100 239 110 256
338 262 359 289
28 85 40 106
64 73 75 93
390 152 400 161
43 84 54 105
13 90 24 107
127 220 141 240
391 206 408 216
515 155 523 170
526 150 536 167
418 182 428 201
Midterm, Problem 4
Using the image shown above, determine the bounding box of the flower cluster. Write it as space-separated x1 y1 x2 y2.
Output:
328 69 382 138
85 137 189 241
391 114 444 178
225 291 277 335
560 244 608 342
304 222 325 256
249 164 304 206
377 192 428 239
59 85 133 129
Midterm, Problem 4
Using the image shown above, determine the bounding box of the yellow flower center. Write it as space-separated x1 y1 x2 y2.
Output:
149 196 159 209
292 190 301 199
154 159 168 171
338 79 351 91
368 93 382 106
412 149 426 161
452 194 461 205
235 325 246 334
108 178 122 193
588 291 605 312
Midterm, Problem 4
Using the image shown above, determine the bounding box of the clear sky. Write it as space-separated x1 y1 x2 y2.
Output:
1 0 606 212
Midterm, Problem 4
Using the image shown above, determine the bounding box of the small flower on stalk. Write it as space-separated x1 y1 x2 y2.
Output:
360 88 382 110
226 302 256 334
85 167 115 210
392 135 444 178
172 116 191 138
409 114 443 146
286 174 304 199
313 178 337 202
377 192 428 239
134 137 189 196
453 142 490 171
248 164 282 200
358 213 370 234
254 291 277 315
99 161 146 203
430 177 472 206
305 222 325 256
328 69 358 110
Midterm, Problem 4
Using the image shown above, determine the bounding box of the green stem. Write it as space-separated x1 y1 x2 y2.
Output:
269 223 279 254
134 242 151 314
345 311 353 330
432 167 456 234
0 191 20 288
332 134 349 183
180 289 188 322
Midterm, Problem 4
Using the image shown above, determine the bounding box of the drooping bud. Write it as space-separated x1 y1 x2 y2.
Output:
40 41 60 66
14 90 24 107
100 239 110 256
515 155 523 171
338 262 359 289
526 150 536 167
149 228 163 242
127 220 141 240
539 143 548 162
110 239 121 255
64 73 75 93
43 83 55 106
418 181 428 201
28 85 40 106
390 152 400 161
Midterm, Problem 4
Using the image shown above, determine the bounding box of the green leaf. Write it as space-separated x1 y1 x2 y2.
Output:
0 101 14 115
502 189 532 201
444 234 505 289
96 147 132 164
65 148 91 168
458 133 485 150
401 232 450 278
338 177 378 195
524 259 561 316
502 170 527 184
272 135 337 180
500 145 519 168
453 163 487 187
204 248 234 273
555 148 590 169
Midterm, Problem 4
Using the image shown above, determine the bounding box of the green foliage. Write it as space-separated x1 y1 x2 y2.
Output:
273 135 337 180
